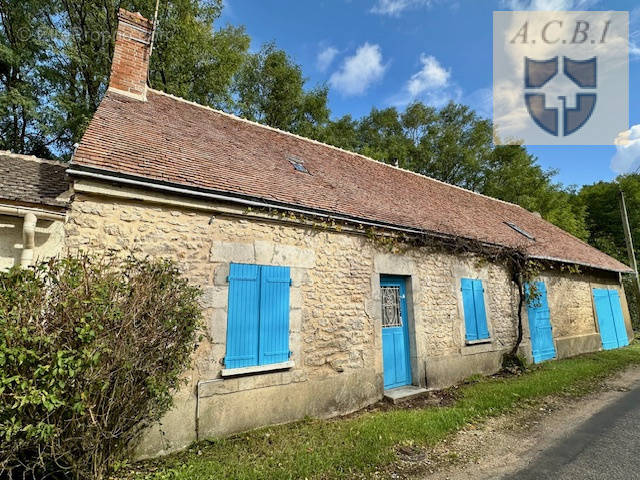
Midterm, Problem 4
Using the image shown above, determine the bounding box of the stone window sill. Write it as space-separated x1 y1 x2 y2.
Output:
462 339 495 356
465 339 492 346
220 360 294 378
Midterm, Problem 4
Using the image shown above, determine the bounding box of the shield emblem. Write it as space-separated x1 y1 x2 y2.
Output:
524 56 597 137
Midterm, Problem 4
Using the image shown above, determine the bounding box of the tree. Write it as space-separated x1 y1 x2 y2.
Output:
356 106 413 166
410 102 493 191
233 43 329 136
46 0 250 157
147 0 249 108
483 145 588 240
318 114 358 151
0 0 250 158
328 102 494 191
579 175 640 261
0 0 53 156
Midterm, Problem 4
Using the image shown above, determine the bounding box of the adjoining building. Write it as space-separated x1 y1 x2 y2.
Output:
0 152 69 270
63 9 633 458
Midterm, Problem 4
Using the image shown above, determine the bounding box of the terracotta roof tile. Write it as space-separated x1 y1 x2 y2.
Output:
0 152 69 208
71 90 630 273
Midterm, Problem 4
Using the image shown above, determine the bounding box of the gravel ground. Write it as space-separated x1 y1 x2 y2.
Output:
371 366 640 480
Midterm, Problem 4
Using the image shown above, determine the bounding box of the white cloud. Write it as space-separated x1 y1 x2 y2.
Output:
611 125 640 174
316 46 339 72
501 0 598 10
389 54 460 108
407 54 450 97
329 43 387 96
370 0 432 16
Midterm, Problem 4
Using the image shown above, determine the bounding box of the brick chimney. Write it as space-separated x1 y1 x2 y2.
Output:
108 9 153 100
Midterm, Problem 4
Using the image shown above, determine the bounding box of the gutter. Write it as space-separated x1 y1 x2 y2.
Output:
66 166 628 275
0 204 66 221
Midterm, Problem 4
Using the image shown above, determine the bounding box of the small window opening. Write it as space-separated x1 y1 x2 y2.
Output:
287 155 310 174
505 222 535 241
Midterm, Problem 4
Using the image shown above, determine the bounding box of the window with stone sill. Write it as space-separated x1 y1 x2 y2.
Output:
460 278 491 342
224 263 292 370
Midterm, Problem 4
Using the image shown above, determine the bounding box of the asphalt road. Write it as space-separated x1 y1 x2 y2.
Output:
502 382 640 480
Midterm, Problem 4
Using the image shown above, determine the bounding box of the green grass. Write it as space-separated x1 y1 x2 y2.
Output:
124 343 640 480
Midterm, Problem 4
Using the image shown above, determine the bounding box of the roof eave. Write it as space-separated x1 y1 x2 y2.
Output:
529 254 633 275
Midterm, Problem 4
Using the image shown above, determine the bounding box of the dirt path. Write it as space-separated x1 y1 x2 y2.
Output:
386 366 640 480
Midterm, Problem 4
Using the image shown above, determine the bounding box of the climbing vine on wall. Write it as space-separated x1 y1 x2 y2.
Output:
241 205 584 369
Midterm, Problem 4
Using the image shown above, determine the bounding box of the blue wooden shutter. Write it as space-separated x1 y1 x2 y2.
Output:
593 288 618 350
258 265 291 365
461 278 478 341
472 279 489 339
608 290 629 348
225 263 260 368
529 281 556 362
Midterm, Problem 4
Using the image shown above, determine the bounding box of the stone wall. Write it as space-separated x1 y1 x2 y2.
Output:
539 269 631 359
64 180 632 458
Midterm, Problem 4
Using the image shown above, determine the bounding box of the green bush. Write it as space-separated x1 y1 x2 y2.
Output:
0 255 203 480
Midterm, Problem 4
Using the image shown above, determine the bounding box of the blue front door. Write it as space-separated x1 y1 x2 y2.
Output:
593 288 629 350
526 281 556 363
381 276 412 390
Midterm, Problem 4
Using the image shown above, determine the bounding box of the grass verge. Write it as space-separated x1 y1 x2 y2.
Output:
122 343 640 480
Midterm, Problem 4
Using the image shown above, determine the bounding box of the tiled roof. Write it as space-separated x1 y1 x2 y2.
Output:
0 152 69 208
71 89 630 273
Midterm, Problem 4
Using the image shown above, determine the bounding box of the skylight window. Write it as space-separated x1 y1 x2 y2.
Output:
287 155 309 174
505 222 535 241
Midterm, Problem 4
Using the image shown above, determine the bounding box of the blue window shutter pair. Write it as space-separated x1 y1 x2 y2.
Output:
259 266 291 365
461 278 490 341
225 263 291 368
593 288 629 350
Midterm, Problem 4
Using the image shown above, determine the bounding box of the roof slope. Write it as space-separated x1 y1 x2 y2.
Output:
0 152 69 208
71 89 630 273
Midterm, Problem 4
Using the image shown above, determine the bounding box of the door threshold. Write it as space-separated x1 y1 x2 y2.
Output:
384 385 428 404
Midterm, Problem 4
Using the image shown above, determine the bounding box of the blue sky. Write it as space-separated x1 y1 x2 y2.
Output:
220 0 639 188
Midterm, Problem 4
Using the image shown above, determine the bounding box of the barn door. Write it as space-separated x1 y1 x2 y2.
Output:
527 281 556 363
593 288 629 350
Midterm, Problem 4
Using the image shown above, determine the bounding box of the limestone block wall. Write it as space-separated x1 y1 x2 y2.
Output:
538 269 632 358
544 271 603 338
65 192 384 456
63 182 630 457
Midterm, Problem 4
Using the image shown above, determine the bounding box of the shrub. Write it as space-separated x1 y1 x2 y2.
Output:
0 255 203 480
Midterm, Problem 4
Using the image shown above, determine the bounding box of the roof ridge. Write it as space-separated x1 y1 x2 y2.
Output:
0 150 67 167
146 88 528 212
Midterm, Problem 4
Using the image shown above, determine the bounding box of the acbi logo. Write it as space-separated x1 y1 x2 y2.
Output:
524 56 596 137
493 11 628 146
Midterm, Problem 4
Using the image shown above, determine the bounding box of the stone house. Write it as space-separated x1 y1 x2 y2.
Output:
62 9 633 457
0 152 69 270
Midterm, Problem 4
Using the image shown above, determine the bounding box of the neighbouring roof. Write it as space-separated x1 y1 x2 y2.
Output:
0 151 70 208
70 89 631 273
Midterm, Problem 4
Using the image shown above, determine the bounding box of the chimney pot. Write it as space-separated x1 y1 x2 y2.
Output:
108 8 153 100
